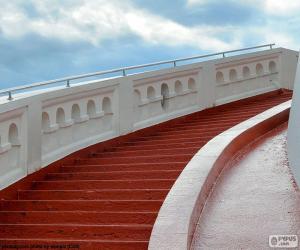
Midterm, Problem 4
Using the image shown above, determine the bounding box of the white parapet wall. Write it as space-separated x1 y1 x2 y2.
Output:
0 47 297 189
288 51 300 186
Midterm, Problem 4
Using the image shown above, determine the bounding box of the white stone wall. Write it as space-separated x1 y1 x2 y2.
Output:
288 50 300 186
0 47 297 189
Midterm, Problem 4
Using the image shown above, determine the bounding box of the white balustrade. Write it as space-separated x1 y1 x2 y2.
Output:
0 47 297 189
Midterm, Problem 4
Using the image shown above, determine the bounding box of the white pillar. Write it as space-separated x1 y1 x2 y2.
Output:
118 77 134 135
288 51 300 186
26 99 42 174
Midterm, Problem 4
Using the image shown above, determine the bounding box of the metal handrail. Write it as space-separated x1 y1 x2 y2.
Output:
0 43 275 100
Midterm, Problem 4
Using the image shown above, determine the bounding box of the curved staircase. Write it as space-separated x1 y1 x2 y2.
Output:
0 90 292 249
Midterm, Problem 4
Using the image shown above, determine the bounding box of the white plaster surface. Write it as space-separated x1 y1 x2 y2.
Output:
288 51 300 186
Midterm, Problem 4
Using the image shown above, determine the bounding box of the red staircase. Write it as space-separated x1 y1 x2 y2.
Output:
0 90 292 249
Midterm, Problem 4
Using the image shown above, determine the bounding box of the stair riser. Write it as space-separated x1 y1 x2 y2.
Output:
80 155 192 164
126 135 211 144
18 190 169 200
32 179 176 190
192 100 287 117
177 107 282 126
47 171 181 181
112 142 204 151
0 200 162 212
0 212 157 225
0 224 152 240
123 138 206 146
191 104 285 121
60 163 184 172
93 148 199 157
0 240 149 250
191 104 280 119
176 115 254 125
163 125 233 133
153 129 223 137
130 133 215 142
172 120 242 130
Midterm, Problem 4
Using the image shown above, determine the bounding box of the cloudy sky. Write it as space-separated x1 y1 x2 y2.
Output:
0 0 299 89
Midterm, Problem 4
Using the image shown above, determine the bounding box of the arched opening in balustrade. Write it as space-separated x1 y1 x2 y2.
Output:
216 71 224 83
8 123 19 146
147 86 156 100
42 112 50 131
188 78 196 91
175 80 183 94
229 69 237 81
56 107 65 125
87 100 96 117
256 63 264 76
269 61 276 73
243 66 250 78
102 97 112 114
71 104 81 121
161 83 169 110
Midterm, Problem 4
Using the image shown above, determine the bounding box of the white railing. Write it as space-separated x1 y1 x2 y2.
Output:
0 44 275 100
0 47 297 189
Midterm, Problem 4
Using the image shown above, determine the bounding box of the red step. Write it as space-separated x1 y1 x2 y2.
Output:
0 200 163 212
0 224 152 241
60 162 185 172
92 147 199 157
172 120 246 130
123 138 207 146
128 135 210 144
0 211 157 225
112 141 205 151
46 170 181 181
0 239 149 250
31 179 176 190
79 154 193 164
155 128 225 137
131 133 214 142
18 189 169 200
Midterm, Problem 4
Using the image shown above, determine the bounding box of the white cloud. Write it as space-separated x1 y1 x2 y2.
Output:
264 0 300 15
187 0 300 16
184 0 300 50
0 0 298 54
186 0 208 6
125 9 240 51
0 0 240 51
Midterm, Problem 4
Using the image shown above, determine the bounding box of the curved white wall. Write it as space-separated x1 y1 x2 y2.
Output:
288 52 300 186
0 47 297 189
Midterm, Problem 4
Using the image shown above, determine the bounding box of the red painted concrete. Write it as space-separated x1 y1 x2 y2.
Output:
0 89 292 249
191 123 300 250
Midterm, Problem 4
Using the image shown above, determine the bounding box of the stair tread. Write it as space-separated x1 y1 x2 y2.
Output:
55 170 182 175
33 178 177 183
